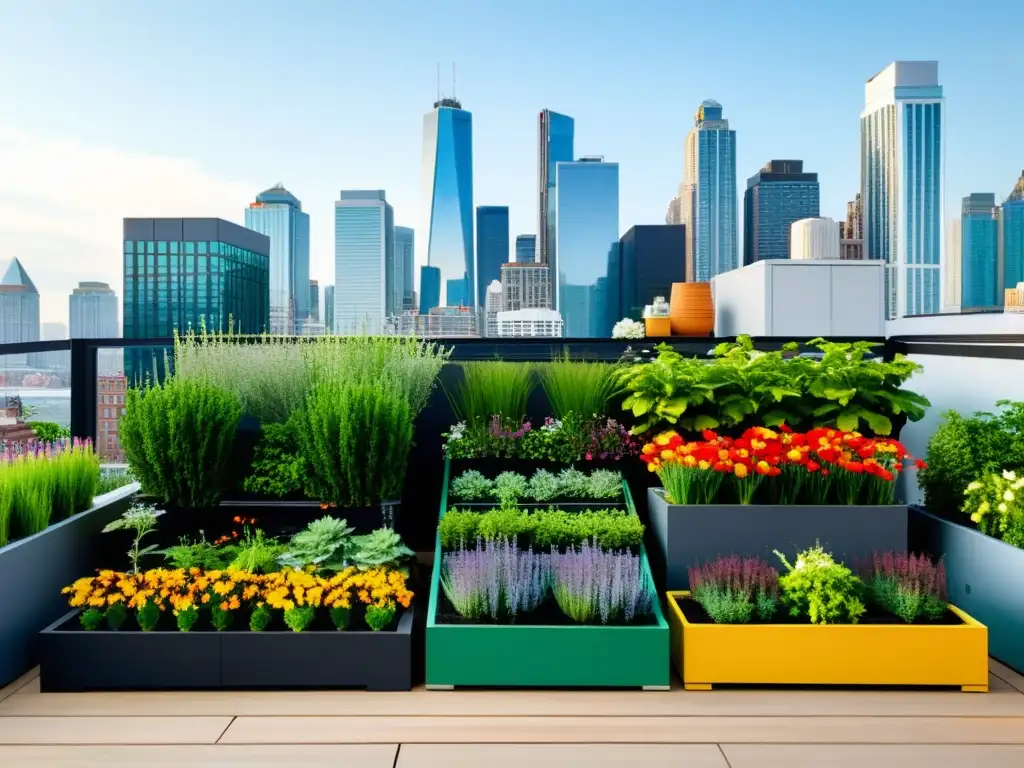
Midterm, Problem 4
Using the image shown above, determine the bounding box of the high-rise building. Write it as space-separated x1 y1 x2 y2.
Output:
501 262 552 312
97 374 127 462
961 193 1000 310
943 219 962 311
515 234 536 263
70 281 120 375
538 110 575 269
1000 170 1024 300
0 258 40 366
495 308 563 337
475 206 509 307
618 225 686 320
840 193 864 260
308 279 320 323
244 184 310 334
420 96 474 310
665 196 682 225
484 279 503 337
334 190 396 335
395 226 415 310
554 157 619 337
743 160 819 265
790 218 841 260
324 285 335 333
861 61 944 318
680 100 738 282
123 218 270 380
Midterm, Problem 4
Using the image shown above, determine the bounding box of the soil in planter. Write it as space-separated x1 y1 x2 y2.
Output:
436 592 658 627
674 595 965 627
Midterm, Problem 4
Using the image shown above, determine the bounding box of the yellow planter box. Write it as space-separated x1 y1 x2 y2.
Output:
644 317 671 337
667 591 989 692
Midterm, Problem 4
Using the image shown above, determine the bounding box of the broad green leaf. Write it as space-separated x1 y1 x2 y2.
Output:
836 408 861 432
862 410 893 435
762 410 790 427
693 414 720 430
631 396 654 417
813 403 839 417
657 397 691 420
823 387 857 406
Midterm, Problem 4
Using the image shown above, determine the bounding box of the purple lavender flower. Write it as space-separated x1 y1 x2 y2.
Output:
441 538 550 622
551 540 653 624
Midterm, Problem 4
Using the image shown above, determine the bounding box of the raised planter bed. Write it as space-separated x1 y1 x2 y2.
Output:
0 483 139 687
38 604 415 692
648 489 908 591
666 590 989 692
910 505 1024 675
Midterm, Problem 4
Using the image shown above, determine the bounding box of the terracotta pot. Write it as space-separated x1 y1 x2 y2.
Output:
644 317 671 337
669 282 714 336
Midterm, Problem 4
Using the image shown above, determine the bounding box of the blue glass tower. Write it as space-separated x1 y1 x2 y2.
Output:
245 184 309 334
419 266 440 314
419 98 474 309
475 206 509 306
395 226 415 310
961 193 999 310
1001 171 1024 298
515 235 536 263
554 158 619 337
743 160 820 265
333 190 395 335
538 110 575 270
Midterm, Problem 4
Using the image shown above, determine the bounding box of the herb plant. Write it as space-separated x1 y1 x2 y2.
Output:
493 471 528 505
775 545 865 624
536 356 619 420
438 509 482 550
864 551 948 623
350 528 415 572
277 516 355 571
229 528 285 573
449 470 493 501
688 556 779 624
527 470 560 502
158 534 233 570
445 361 536 424
585 469 623 500
102 503 163 574
441 539 549 622
963 470 1024 548
243 421 307 499
441 507 643 553
556 468 590 499
551 541 653 624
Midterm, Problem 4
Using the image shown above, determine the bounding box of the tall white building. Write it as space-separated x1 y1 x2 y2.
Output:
334 190 395 335
861 61 944 319
944 218 962 312
790 217 840 260
70 281 121 375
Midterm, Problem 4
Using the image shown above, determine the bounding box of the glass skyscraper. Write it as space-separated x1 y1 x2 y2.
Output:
0 258 40 366
961 193 999 310
244 184 310 334
554 158 619 337
1000 171 1024 301
515 234 536 263
419 266 441 314
538 110 575 270
333 190 396 335
476 206 509 306
861 61 944 318
619 225 686 320
681 100 737 282
743 160 820 265
419 98 474 309
324 285 334 333
395 226 415 310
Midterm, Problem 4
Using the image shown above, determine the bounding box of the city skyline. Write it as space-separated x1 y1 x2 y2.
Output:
1 2 1023 323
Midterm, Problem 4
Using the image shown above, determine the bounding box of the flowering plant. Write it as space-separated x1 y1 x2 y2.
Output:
863 551 947 623
641 425 925 506
963 469 1024 548
612 318 645 339
443 413 639 462
688 556 779 624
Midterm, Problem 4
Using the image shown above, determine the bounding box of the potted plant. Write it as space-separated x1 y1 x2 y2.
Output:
448 467 627 509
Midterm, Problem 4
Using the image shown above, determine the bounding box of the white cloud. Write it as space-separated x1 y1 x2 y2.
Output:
0 126 254 325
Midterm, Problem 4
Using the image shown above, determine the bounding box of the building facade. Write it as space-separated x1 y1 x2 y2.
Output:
961 193 999 310
681 100 738 282
861 61 944 318
501 262 552 312
538 109 575 268
0 258 40 366
96 374 127 462
840 193 865 260
334 190 396 335
554 158 619 337
943 219 963 311
618 225 686 320
70 281 121 376
743 160 819 265
790 217 841 260
1000 170 1024 301
395 226 415 311
308 279 320 323
495 308 563 337
665 196 682 225
244 184 310 334
419 98 474 310
475 206 509 307
324 285 335 333
515 234 536 263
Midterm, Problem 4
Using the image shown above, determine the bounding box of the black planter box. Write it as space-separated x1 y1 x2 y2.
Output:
0 484 138 687
910 505 1024 675
38 603 416 692
647 488 908 591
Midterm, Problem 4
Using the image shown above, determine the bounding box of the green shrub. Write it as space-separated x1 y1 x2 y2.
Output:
438 509 482 549
28 421 70 442
476 506 534 543
586 469 623 500
243 421 306 499
493 471 528 505
448 470 493 501
556 468 590 499
962 470 1024 548
119 375 242 508
527 469 561 502
158 535 233 570
775 545 865 624
443 507 644 553
229 528 285 573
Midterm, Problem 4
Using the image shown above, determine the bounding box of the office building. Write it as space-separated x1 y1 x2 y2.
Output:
501 262 552 312
495 308 563 337
961 193 999 310
419 96 474 310
861 61 944 318
743 160 819 265
554 157 619 337
538 109 575 268
0 258 40 367
1000 170 1024 300
840 193 864 260
515 234 536 263
484 280 503 337
665 196 682 225
123 218 270 380
334 190 396 335
97 374 127 462
419 265 441 314
790 217 841 260
618 225 686 320
70 281 120 375
680 100 738 282
395 226 415 310
944 219 963 311
476 206 509 307
245 184 310 334
308 279 320 323
324 285 335 333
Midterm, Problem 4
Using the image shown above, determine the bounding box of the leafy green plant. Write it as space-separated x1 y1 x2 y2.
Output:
278 516 354 571
445 507 644 553
438 509 482 549
242 421 306 499
963 470 1024 548
618 344 718 434
366 603 397 631
119 375 242 508
229 528 285 573
526 469 560 502
688 556 779 624
493 471 528 505
864 551 948 623
449 470 493 501
537 356 619 419
775 545 865 624
556 468 590 499
103 503 163 574
586 469 623 500
28 421 70 442
350 528 415 572
157 534 233 570
477 506 534 543
445 361 535 424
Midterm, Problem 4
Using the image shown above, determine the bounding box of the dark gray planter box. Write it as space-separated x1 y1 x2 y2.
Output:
910 506 1024 675
647 488 908 590
0 484 139 687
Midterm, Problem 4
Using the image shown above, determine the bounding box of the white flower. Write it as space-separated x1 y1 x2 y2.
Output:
1002 470 1018 481
541 419 562 433
1004 490 1016 502
612 318 645 339
448 422 466 440
966 480 983 492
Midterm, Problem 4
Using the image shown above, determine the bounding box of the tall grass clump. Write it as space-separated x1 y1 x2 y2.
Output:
120 375 242 508
537 355 620 419
446 361 535 424
50 441 100 522
0 471 13 546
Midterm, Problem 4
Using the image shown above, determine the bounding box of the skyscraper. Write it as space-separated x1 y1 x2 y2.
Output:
244 184 310 334
501 262 552 312
538 110 575 268
419 96 474 310
308 279 320 323
861 61 944 318
665 196 682 225
961 193 999 310
619 225 686 320
944 219 962 311
840 194 864 260
324 285 335 333
680 100 738 282
554 157 619 337
0 258 40 365
70 281 120 375
475 206 509 306
334 190 396 335
1000 170 1024 300
395 226 415 310
743 160 820 265
514 235 536 263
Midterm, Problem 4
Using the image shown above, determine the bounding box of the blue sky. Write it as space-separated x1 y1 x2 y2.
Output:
1 0 1022 323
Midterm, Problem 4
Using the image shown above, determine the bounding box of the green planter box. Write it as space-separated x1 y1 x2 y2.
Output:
425 460 670 690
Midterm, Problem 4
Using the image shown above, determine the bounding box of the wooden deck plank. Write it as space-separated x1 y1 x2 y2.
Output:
0 670 39 703
397 744 729 767
722 744 1024 768
0 744 398 766
218 715 1024 745
0 716 233 745
991 660 1024 695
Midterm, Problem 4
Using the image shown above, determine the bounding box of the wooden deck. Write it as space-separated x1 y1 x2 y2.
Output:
2 660 1024 766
